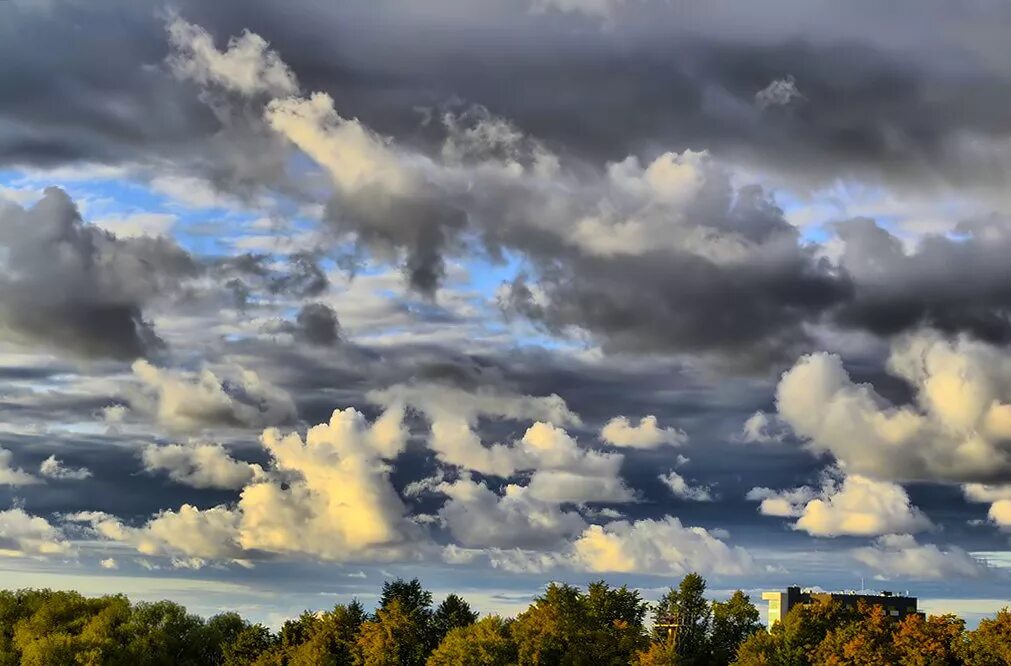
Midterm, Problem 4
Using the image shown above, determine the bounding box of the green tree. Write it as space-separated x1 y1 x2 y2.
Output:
431 594 478 647
963 607 1011 666
356 598 431 666
710 591 763 665
221 623 275 666
734 597 856 666
650 573 711 665
583 581 649 665
511 582 587 665
124 600 208 665
426 616 516 666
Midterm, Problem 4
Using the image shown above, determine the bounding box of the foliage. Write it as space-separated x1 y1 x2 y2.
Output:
426 616 515 666
0 579 1006 666
511 580 649 665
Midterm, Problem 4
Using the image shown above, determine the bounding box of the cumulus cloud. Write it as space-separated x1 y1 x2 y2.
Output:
0 508 70 558
78 406 418 563
38 455 91 481
368 383 580 476
775 332 1011 482
0 449 39 486
600 415 686 448
131 360 296 433
0 188 197 359
748 471 932 537
141 442 261 489
169 23 850 362
962 484 1011 529
659 471 714 502
437 475 588 549
571 517 754 576
738 411 788 444
167 15 298 97
852 534 986 580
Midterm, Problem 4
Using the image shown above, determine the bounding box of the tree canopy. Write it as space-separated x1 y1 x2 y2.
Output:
0 577 1005 666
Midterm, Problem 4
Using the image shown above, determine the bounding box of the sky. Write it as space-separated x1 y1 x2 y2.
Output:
1 0 1011 628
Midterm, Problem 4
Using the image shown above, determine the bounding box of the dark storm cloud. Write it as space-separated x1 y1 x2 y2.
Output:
5 0 1011 191
292 302 342 347
834 217 1011 344
8 0 1011 365
0 188 198 359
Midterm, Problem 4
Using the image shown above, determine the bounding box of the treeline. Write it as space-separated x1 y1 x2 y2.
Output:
0 574 1008 665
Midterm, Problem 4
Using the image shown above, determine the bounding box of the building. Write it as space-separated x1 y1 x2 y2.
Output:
761 586 919 627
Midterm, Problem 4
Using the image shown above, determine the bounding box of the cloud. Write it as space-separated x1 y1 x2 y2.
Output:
0 508 70 558
0 449 40 486
38 455 92 481
368 383 580 476
99 558 118 570
131 360 296 433
775 333 1011 482
79 405 418 563
659 471 714 502
0 188 197 359
531 0 620 19
600 415 686 448
749 471 932 537
167 15 298 97
852 534 986 580
738 411 787 444
141 442 261 489
571 517 754 576
437 476 588 549
92 212 177 239
293 302 341 346
755 75 803 109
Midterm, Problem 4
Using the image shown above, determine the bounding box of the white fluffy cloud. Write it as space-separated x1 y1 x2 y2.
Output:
131 360 296 433
0 508 70 558
39 455 91 481
600 415 686 448
851 534 985 580
962 483 1011 529
77 406 418 564
738 411 787 444
141 442 261 489
571 517 754 576
167 15 298 97
368 383 582 476
776 333 1011 482
0 448 39 486
748 471 932 537
437 476 588 549
659 471 714 502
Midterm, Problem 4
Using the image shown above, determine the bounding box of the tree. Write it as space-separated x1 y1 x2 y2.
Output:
356 598 431 666
891 613 965 666
431 594 478 647
279 601 366 666
426 616 516 666
583 581 649 665
813 601 898 665
710 591 763 665
124 599 208 665
511 582 589 665
963 607 1011 666
650 573 712 665
734 597 856 666
221 623 274 666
